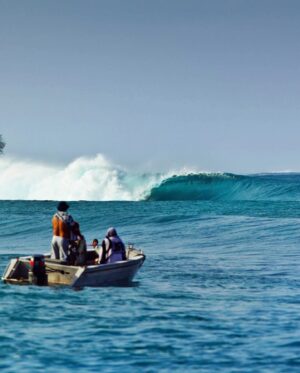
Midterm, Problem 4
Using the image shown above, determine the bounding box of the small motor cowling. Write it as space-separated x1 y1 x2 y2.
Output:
28 255 48 286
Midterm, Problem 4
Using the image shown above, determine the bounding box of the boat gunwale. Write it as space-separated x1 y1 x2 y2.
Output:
15 253 146 272
84 255 145 274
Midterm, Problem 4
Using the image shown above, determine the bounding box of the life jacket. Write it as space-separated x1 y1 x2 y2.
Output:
52 212 73 239
104 236 126 263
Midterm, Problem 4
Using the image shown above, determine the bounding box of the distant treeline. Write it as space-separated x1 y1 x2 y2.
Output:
0 135 5 153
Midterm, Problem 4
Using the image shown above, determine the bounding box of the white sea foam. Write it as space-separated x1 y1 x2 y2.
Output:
0 154 190 201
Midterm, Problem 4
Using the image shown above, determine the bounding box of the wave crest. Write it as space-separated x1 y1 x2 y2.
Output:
146 173 300 201
145 173 244 201
1 155 300 201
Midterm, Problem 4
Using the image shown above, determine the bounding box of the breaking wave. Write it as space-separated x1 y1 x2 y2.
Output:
1 154 300 201
0 154 163 201
146 173 300 201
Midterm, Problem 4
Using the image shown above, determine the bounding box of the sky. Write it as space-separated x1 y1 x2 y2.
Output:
0 0 300 173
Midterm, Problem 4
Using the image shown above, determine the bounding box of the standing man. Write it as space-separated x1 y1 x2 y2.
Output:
51 201 73 260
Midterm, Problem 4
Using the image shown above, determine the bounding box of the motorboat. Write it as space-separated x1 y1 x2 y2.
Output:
2 246 146 287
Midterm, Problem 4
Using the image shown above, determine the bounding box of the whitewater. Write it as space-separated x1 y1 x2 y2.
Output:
1 154 300 202
0 154 162 200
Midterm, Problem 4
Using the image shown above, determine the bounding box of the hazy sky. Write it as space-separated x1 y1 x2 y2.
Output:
1 0 300 173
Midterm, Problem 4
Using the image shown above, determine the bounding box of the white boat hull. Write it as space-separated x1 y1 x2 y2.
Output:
72 258 144 287
2 249 146 287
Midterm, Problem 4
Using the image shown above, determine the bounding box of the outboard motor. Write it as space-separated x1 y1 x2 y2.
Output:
28 255 48 286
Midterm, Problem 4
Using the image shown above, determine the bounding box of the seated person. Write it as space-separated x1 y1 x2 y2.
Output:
91 238 102 264
99 227 126 264
92 239 99 248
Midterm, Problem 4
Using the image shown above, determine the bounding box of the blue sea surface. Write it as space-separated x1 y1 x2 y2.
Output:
1 174 300 372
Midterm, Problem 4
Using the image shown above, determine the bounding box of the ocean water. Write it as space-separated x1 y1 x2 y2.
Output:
1 172 300 372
